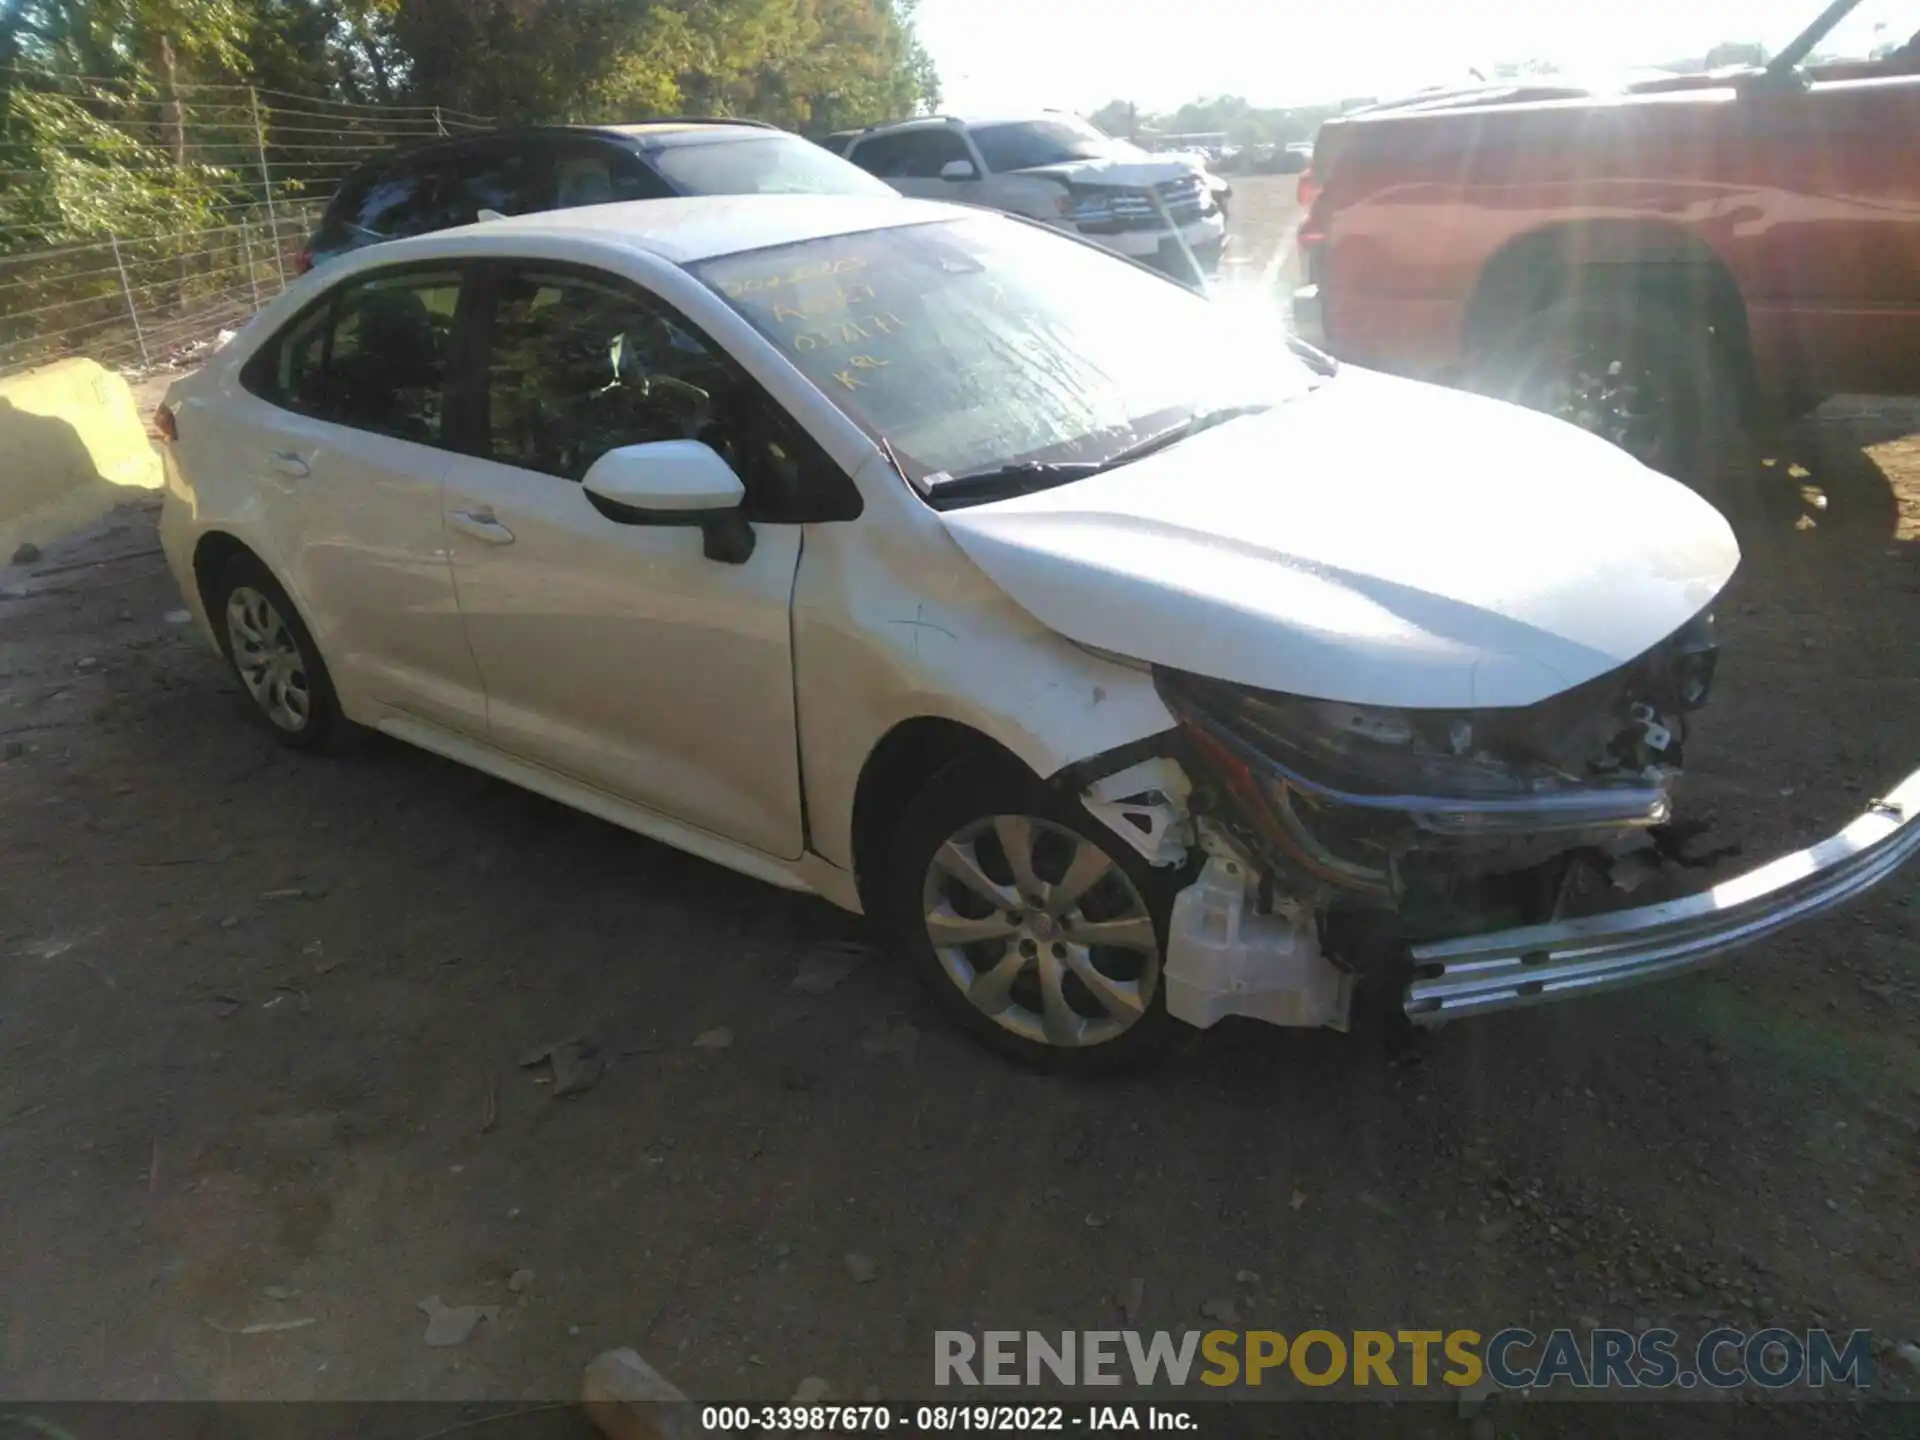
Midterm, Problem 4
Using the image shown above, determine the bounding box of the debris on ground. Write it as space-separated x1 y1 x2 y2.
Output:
417 1294 501 1347
844 1252 878 1284
791 1377 831 1404
582 1348 697 1440
205 1315 317 1335
10 542 42 566
508 1268 536 1295
519 1038 605 1098
261 1286 302 1301
691 1027 734 1051
1120 1277 1145 1324
1200 1298 1239 1324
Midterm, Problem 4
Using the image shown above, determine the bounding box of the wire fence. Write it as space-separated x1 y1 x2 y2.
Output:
1 70 494 379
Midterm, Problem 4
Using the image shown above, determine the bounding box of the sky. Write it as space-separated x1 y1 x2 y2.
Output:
912 0 1904 115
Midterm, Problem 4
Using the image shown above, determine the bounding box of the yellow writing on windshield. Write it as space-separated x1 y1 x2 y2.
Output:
719 256 868 300
791 311 908 353
770 282 876 324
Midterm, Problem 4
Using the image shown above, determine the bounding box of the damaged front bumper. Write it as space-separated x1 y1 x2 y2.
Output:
1403 764 1920 1025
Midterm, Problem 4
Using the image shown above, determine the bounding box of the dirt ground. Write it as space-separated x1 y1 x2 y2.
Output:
2 177 1918 1411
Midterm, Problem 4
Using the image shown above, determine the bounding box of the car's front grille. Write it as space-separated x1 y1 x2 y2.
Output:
1071 174 1211 233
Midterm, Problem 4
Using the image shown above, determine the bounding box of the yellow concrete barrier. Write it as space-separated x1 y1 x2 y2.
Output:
0 358 163 559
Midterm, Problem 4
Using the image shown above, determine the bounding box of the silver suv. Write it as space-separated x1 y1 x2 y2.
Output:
843 113 1229 279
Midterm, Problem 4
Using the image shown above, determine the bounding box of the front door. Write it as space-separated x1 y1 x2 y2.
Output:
441 261 807 859
1740 71 1920 394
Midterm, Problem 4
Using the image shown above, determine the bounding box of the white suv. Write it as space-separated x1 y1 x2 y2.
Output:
843 113 1228 279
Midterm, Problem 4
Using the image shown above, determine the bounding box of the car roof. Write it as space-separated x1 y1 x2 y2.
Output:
860 112 1083 135
334 120 785 178
385 193 965 266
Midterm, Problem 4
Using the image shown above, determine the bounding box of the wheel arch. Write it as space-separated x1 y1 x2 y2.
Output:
190 529 255 652
1464 220 1758 407
848 716 1033 915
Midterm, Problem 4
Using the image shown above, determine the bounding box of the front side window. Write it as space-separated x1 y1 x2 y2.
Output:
246 268 462 444
695 218 1313 493
647 134 896 198
479 266 848 519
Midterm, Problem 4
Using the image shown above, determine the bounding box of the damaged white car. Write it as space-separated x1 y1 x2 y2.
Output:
156 196 1920 1071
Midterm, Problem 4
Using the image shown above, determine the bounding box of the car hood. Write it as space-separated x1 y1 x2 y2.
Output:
938 370 1741 711
1015 153 1205 189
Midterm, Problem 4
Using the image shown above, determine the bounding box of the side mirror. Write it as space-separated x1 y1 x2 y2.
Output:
940 158 980 182
581 440 756 564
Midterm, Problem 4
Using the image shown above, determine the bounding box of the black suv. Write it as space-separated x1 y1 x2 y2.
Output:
299 120 897 272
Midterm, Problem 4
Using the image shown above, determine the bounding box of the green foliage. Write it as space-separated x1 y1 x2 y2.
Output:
4 85 230 243
385 0 936 128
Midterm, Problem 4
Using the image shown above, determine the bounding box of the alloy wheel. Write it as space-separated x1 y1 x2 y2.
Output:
1530 349 1671 468
920 813 1161 1049
225 585 311 733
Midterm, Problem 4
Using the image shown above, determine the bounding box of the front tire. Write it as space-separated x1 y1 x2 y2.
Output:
210 552 347 751
885 761 1185 1073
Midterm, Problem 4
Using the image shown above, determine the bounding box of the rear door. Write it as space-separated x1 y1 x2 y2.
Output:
227 262 487 733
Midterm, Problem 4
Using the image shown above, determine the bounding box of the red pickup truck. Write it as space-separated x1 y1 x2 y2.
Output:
1292 0 1920 480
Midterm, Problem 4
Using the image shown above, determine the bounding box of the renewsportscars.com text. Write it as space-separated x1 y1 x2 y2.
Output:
934 1328 1876 1391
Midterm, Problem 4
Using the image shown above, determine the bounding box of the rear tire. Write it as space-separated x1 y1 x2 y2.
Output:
884 760 1188 1074
1470 295 1740 486
210 552 349 752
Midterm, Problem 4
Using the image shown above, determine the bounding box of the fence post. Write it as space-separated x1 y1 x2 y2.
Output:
434 105 447 137
239 214 264 309
109 233 152 368
250 87 288 288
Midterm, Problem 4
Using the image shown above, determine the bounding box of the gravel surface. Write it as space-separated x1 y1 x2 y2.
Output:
2 178 1917 1409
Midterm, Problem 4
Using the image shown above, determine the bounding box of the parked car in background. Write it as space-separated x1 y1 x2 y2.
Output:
1292 0 1920 481
821 130 862 156
842 113 1229 278
300 120 897 273
157 195 1920 1072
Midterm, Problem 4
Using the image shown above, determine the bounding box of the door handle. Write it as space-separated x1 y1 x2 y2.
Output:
449 508 515 545
267 450 309 478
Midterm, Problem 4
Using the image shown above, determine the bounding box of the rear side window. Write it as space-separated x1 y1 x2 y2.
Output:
334 165 437 241
848 129 969 180
243 268 464 445
553 147 673 208
433 149 545 225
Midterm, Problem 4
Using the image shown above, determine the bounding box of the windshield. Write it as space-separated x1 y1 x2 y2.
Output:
694 217 1313 492
969 118 1131 171
1731 0 1918 66
648 134 898 198
1793 0 1920 63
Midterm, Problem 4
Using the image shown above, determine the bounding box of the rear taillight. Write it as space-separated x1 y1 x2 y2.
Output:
1296 162 1320 213
154 403 177 443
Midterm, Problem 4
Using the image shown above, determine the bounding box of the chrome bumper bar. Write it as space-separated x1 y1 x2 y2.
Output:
1404 764 1920 1025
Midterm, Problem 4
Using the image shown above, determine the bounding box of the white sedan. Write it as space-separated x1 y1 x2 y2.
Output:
157 195 1920 1071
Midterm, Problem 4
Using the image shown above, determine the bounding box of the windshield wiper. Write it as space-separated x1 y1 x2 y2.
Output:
924 403 1275 508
